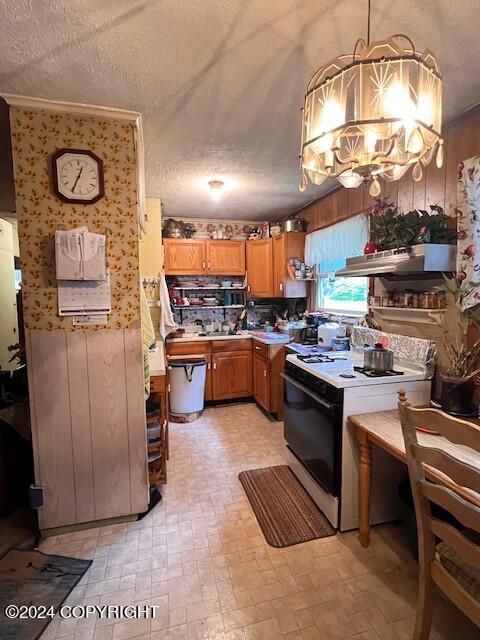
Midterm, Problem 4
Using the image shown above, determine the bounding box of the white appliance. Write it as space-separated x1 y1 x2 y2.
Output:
169 357 207 416
317 323 339 347
282 350 431 530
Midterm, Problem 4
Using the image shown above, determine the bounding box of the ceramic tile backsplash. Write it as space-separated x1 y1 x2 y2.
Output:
10 106 140 330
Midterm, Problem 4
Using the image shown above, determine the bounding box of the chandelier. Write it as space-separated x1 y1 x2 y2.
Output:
299 0 443 197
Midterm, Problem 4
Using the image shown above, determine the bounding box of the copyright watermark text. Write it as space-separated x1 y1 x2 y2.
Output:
4 604 159 620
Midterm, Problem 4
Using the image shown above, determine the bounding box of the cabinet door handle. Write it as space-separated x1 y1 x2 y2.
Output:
279 282 283 292
202 261 206 269
207 362 211 370
255 345 261 350
208 262 211 269
247 284 251 292
264 370 267 377
213 362 217 370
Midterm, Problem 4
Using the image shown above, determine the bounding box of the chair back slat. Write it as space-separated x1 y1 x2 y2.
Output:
420 481 480 532
430 518 480 571
413 444 480 496
402 405 480 452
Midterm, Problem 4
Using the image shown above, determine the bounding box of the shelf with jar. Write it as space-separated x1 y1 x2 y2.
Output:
369 288 448 326
167 274 247 325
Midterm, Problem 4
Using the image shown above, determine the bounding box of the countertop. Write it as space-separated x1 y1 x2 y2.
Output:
148 341 166 376
166 331 291 346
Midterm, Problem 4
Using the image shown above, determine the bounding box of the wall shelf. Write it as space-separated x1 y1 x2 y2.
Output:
370 306 447 326
173 304 244 310
172 286 246 290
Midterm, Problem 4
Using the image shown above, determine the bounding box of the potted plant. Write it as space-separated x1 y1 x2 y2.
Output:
369 199 457 251
441 278 480 416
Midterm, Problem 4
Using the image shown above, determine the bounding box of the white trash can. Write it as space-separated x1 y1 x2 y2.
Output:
168 356 207 422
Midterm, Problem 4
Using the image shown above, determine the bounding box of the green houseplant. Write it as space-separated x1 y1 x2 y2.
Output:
369 199 457 250
441 277 480 416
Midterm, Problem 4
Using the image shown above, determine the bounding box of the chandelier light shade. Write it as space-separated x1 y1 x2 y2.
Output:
300 26 443 196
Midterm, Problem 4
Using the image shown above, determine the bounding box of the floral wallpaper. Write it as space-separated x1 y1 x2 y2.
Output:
456 155 480 310
10 107 140 330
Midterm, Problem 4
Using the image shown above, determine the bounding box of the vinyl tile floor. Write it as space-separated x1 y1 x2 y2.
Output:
39 402 478 640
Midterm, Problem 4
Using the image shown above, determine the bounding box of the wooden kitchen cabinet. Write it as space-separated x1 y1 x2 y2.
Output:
253 352 270 411
164 239 206 275
246 239 274 297
164 239 246 275
166 338 253 402
252 340 285 418
273 232 308 298
206 240 245 275
212 351 253 400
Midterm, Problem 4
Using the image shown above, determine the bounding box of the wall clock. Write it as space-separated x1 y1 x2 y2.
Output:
51 148 105 204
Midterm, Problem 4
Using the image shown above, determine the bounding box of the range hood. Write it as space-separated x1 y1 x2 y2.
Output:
336 244 456 277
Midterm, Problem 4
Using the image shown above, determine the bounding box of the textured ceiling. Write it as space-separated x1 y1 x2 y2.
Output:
1 0 479 220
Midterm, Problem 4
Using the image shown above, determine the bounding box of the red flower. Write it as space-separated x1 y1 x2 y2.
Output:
457 229 467 240
457 271 467 282
464 245 476 258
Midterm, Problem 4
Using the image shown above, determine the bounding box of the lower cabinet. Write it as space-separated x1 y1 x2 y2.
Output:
165 338 253 403
252 340 285 418
212 351 252 400
253 352 270 411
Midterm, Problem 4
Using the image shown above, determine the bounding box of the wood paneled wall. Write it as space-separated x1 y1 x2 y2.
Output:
297 106 480 232
26 328 148 530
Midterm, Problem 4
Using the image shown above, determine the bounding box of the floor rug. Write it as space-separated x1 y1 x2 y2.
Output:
0 548 92 640
239 465 336 548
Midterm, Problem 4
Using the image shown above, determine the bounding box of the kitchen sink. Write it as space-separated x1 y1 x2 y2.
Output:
198 331 232 337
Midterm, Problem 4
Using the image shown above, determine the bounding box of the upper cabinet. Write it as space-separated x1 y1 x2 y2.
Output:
246 239 274 297
273 232 308 298
206 240 245 275
164 239 206 274
246 234 308 298
164 239 245 275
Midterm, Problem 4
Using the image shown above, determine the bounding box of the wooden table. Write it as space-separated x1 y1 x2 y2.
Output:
348 409 480 548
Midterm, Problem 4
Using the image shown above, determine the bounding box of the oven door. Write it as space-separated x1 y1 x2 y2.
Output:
282 372 342 497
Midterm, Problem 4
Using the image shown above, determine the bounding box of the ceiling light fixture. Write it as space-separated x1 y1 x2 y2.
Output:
299 0 443 197
208 179 225 201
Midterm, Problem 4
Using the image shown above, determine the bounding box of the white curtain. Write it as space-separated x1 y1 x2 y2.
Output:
305 214 368 274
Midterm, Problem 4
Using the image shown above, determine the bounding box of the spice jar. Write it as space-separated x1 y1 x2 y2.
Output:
403 290 414 307
430 290 439 309
417 291 428 309
438 290 447 309
393 291 402 307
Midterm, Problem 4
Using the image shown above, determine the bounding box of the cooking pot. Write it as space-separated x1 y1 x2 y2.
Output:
282 217 309 233
364 343 394 372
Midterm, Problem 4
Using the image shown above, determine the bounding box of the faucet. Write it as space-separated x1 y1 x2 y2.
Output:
194 319 206 334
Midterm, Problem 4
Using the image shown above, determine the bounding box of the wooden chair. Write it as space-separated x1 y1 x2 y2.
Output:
398 391 480 639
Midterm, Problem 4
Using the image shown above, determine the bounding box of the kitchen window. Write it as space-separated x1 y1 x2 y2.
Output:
305 214 369 315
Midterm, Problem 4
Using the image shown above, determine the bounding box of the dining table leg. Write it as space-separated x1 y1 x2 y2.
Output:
357 428 372 548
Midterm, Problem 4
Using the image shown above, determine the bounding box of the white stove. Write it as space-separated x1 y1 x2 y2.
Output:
285 351 426 388
283 349 432 531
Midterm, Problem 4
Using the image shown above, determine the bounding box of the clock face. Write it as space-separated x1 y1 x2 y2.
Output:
52 149 104 204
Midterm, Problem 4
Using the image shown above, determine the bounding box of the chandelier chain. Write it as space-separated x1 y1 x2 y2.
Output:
367 0 371 46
